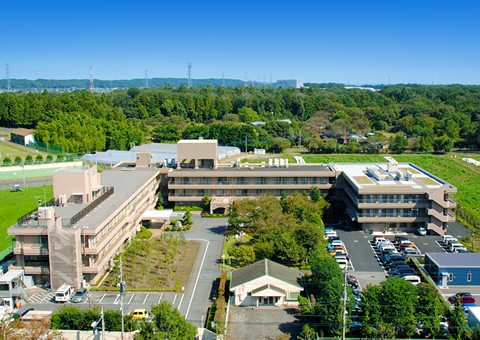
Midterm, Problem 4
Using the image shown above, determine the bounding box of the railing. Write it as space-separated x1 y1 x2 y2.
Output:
358 212 427 218
24 261 50 267
357 198 426 204
65 187 114 227
17 198 56 227
446 209 455 218
448 196 456 204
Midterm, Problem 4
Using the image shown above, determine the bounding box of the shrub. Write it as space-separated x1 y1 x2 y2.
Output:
156 205 163 210
3 157 11 165
57 154 64 161
165 227 171 232
14 156 22 164
171 227 177 231
186 226 191 231
25 154 33 163
46 154 54 162
36 154 44 162
218 271 228 298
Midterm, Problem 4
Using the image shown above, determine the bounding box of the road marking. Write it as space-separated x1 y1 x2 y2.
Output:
354 240 358 243
423 243 428 245
178 293 185 310
85 294 91 303
99 293 106 304
143 294 149 305
185 238 210 319
172 294 177 306
113 294 120 305
128 294 135 304
158 293 163 304
42 293 54 303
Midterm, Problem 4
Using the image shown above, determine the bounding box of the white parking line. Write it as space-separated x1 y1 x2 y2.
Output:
354 240 358 243
128 293 135 304
143 294 149 304
85 294 91 303
42 293 54 303
113 294 120 305
158 293 163 304
177 293 185 310
99 293 106 304
172 294 177 306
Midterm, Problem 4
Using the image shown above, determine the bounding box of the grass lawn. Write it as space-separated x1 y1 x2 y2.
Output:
0 141 51 160
0 186 54 253
221 234 254 270
0 167 64 181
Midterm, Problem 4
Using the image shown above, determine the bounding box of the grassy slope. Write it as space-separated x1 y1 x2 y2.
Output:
0 186 54 251
301 154 480 217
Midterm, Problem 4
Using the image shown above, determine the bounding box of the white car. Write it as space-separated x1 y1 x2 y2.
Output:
324 231 337 239
417 227 427 236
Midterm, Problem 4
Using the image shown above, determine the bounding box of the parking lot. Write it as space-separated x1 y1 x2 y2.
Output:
26 290 183 314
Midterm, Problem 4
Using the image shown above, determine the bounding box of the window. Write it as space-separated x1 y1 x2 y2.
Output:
178 189 192 196
197 189 211 196
39 235 48 248
255 189 268 195
255 177 268 184
178 177 191 184
301 177 308 184
378 195 387 203
319 177 327 184
197 177 211 184
236 189 249 196
377 209 385 217
287 292 300 300
467 272 472 282
411 209 419 217
448 273 454 282
274 189 287 196
310 177 317 184
390 209 397 217
390 195 398 203
367 195 374 203
236 178 249 184
291 177 298 184
412 195 420 203
274 177 287 184
216 190 230 196
217 177 230 185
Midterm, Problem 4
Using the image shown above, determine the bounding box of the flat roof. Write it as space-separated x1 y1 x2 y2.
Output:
177 140 217 144
335 162 448 190
426 253 480 268
0 270 23 283
173 164 333 173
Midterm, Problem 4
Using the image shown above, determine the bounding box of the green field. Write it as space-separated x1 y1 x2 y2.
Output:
0 167 64 181
0 186 54 252
0 141 51 160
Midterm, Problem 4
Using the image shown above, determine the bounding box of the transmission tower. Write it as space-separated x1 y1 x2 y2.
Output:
222 72 225 87
6 63 10 92
252 75 255 87
244 72 248 87
89 66 94 93
145 69 148 88
187 62 192 88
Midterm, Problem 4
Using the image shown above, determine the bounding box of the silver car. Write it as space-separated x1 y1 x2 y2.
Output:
71 288 87 303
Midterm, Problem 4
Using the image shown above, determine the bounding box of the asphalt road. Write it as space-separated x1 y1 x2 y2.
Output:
24 213 228 327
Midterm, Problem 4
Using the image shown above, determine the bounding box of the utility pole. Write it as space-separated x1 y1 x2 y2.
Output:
101 305 105 340
342 266 347 340
245 135 248 160
299 130 302 153
119 257 125 340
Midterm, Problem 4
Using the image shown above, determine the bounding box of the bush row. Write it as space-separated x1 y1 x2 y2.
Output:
2 154 65 165
165 226 190 232
203 213 228 218
173 206 203 212
218 271 228 299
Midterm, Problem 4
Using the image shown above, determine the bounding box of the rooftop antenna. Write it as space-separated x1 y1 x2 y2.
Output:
145 69 148 88
89 66 94 93
244 71 248 87
6 63 10 92
187 62 192 88
222 72 225 87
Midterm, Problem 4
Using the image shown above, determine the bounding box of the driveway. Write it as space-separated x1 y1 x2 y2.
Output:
228 306 302 340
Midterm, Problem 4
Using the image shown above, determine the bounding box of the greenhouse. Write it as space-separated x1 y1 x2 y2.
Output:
82 143 240 166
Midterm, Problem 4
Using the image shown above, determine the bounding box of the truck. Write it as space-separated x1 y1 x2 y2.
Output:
55 283 74 303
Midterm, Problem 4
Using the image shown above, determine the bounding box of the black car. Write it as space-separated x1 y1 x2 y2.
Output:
71 288 88 303
381 255 405 264
14 307 34 319
384 260 407 268
390 268 415 276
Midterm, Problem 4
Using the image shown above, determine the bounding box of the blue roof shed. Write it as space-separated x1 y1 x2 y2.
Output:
425 253 480 286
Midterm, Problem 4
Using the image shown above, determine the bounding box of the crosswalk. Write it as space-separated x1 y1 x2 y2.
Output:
28 292 55 303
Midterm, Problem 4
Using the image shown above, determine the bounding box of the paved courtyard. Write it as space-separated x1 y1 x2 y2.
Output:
228 306 302 340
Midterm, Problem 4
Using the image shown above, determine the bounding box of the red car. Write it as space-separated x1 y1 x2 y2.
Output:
448 293 476 304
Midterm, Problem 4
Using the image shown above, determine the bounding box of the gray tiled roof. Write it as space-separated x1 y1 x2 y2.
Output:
230 259 302 289
426 253 480 268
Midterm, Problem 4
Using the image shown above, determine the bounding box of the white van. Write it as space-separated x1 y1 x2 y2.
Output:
449 242 466 253
324 231 337 239
441 235 454 243
379 243 396 253
402 275 421 285
55 283 74 303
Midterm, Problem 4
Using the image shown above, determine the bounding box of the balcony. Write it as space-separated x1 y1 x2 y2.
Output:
358 212 427 218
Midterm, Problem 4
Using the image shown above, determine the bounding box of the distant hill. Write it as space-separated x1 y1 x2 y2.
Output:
0 77 246 90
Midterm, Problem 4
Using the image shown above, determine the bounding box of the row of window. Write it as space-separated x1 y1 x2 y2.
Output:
359 194 422 204
361 208 423 218
177 189 328 197
175 177 331 185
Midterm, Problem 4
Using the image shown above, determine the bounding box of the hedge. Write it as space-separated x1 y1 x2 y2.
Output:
218 271 228 299
174 206 203 212
203 213 228 218
91 279 182 292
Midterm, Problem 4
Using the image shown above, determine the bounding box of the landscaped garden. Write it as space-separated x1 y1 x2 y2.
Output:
97 233 200 291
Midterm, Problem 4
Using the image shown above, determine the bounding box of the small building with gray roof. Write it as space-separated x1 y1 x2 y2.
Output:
424 253 480 287
229 259 303 307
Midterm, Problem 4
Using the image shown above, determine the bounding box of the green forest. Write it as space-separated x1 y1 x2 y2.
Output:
1 83 480 154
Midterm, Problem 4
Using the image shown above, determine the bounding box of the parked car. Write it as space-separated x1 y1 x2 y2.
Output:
328 236 341 243
324 231 337 239
403 247 418 255
417 227 427 236
402 275 421 285
71 288 88 303
55 283 74 303
390 268 415 277
462 303 477 313
448 294 476 304
128 309 150 321
344 273 358 289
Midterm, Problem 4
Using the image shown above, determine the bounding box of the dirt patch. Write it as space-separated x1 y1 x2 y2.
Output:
99 238 201 291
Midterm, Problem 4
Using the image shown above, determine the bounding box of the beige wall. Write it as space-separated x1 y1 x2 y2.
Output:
53 167 100 204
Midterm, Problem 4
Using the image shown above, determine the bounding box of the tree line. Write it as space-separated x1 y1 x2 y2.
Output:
1 83 480 154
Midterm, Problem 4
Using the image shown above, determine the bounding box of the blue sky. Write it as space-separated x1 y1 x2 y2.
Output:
2 0 479 84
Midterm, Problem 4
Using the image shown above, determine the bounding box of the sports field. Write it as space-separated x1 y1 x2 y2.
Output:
0 167 64 181
0 186 54 254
